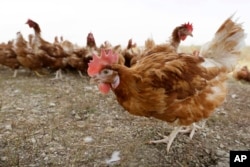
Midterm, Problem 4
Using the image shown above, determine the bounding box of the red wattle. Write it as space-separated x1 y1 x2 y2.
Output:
98 83 111 94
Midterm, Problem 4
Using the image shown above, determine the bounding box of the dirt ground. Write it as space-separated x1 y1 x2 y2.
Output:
0 66 249 167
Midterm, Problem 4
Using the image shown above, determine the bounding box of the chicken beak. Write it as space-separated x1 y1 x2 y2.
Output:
90 75 101 84
90 74 108 84
188 32 193 37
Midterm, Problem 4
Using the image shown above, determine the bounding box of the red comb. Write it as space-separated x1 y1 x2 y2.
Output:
183 22 193 32
87 49 118 77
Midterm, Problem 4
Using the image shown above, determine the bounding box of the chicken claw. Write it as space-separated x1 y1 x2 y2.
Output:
149 126 183 153
51 69 63 80
179 121 206 139
149 121 206 153
34 71 45 77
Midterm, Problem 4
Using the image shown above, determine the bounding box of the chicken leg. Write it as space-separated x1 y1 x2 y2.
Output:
53 69 63 80
149 121 206 153
13 70 18 78
179 121 206 139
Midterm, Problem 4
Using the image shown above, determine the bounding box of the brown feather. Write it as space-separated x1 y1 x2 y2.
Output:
109 52 227 125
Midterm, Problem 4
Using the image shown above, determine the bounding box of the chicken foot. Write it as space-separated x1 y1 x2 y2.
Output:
149 121 206 153
179 121 206 139
53 69 63 80
149 126 183 153
34 70 46 77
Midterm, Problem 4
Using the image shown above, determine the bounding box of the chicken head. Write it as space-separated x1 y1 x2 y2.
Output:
88 49 120 94
178 22 193 40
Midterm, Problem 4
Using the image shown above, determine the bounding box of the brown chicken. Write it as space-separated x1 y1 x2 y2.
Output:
122 39 141 67
26 19 44 52
169 22 193 50
130 22 193 66
129 38 156 66
144 38 156 51
85 32 99 58
146 22 193 54
67 48 89 76
67 32 100 76
38 42 70 79
87 15 246 152
13 32 44 76
233 65 250 82
26 19 70 79
0 41 20 77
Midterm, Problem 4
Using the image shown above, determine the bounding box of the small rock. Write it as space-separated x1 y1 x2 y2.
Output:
84 136 93 143
202 132 207 137
216 161 228 167
216 135 221 139
215 150 228 157
235 140 240 144
5 124 12 130
105 126 116 132
205 149 210 154
231 94 237 99
74 114 81 120
44 156 49 161
49 102 56 107
16 107 24 111
71 110 76 116
219 144 224 148
31 137 36 144
41 152 46 157
49 147 56 152
14 89 20 93
85 86 93 90
76 121 85 128
1 156 8 161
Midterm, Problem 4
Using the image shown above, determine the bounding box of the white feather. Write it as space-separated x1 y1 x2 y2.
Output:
199 15 246 72
105 151 120 164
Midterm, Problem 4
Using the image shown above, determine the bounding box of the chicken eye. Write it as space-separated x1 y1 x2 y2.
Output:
102 69 110 75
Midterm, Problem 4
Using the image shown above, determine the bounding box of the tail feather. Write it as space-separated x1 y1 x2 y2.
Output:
199 15 246 72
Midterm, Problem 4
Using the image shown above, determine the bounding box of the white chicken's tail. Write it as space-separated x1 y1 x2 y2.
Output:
199 15 246 72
